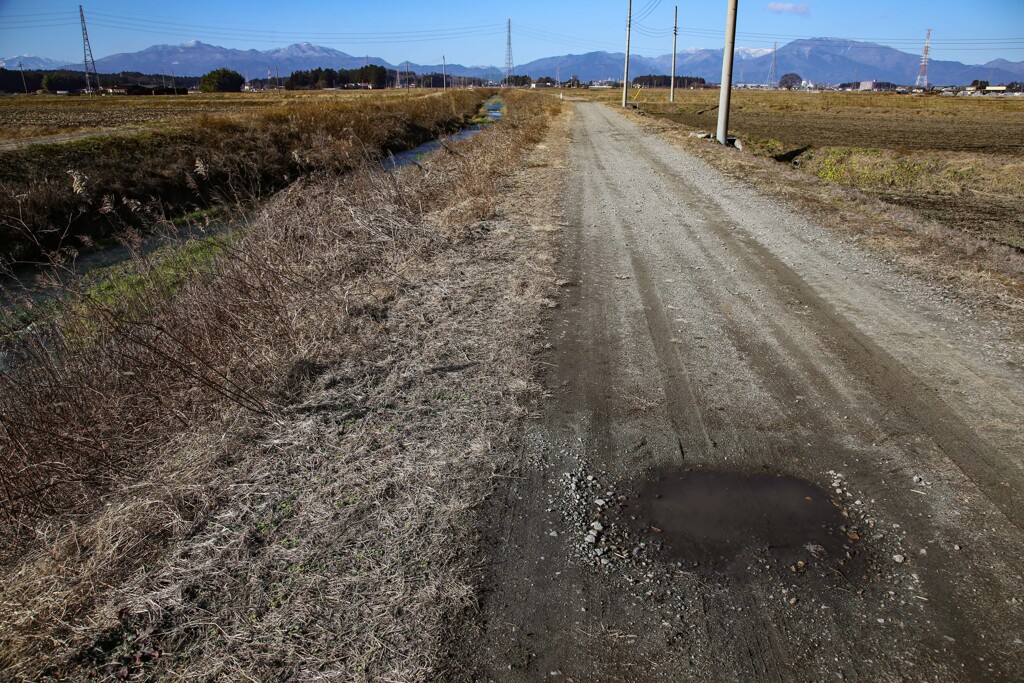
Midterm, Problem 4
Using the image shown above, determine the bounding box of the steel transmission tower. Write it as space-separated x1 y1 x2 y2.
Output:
915 29 932 88
765 42 778 88
79 5 99 94
504 19 513 87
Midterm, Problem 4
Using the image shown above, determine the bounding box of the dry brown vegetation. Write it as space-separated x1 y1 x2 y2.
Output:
0 90 399 143
0 90 563 680
577 87 1024 251
0 90 489 262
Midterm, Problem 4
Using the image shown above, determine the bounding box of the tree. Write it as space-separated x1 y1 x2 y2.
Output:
199 68 245 93
40 72 86 92
632 74 706 88
779 72 802 90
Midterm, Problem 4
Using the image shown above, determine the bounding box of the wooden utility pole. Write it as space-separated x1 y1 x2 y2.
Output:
716 0 738 144
670 5 678 103
442 55 447 92
622 0 632 107
18 61 28 94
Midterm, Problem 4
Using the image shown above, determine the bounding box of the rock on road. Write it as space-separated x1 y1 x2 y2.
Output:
457 101 1024 681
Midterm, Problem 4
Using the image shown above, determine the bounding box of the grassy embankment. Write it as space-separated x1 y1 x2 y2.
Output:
0 90 489 262
0 90 562 679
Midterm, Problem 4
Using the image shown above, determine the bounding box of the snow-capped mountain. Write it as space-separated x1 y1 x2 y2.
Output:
12 38 1016 85
515 39 1021 84
0 54 68 70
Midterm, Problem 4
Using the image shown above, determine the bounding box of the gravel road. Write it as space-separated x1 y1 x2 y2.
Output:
456 102 1024 681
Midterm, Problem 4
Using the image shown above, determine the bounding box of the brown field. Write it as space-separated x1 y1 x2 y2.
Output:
579 87 1024 152
0 89 414 145
577 88 1024 249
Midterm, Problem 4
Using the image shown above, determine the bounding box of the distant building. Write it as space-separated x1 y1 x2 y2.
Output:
859 80 876 91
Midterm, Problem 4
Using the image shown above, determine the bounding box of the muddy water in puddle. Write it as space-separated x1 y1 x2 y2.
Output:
632 470 849 573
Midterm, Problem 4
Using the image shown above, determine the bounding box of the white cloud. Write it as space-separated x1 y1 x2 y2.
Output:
766 3 811 15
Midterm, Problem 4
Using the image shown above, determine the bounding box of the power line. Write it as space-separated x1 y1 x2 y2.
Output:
85 11 503 39
85 19 503 43
4 8 1019 47
634 0 662 24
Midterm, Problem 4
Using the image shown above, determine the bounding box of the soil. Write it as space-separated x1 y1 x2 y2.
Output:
872 190 1024 250
661 103 1024 153
449 102 1024 681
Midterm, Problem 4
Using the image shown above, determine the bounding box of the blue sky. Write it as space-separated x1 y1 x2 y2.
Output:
1 0 1022 66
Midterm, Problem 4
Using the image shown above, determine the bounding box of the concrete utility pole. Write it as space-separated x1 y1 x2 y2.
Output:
18 61 28 94
670 5 678 103
716 0 739 145
622 0 632 107
442 55 447 91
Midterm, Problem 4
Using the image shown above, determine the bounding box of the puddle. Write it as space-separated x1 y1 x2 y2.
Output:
630 469 848 572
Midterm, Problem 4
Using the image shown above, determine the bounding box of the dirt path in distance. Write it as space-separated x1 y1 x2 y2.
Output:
0 126 149 151
451 101 1024 681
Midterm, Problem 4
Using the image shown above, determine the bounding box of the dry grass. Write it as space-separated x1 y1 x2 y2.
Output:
0 90 563 680
0 90 410 142
0 90 489 262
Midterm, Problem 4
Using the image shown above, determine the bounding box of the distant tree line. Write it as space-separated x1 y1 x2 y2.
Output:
631 75 706 88
0 67 199 93
503 75 532 86
285 65 390 90
284 66 493 90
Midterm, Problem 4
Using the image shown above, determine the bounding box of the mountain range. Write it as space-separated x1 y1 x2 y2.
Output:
0 55 68 70
6 38 1021 86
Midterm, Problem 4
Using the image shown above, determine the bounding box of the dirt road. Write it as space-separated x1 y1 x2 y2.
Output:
0 126 148 151
455 102 1024 680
